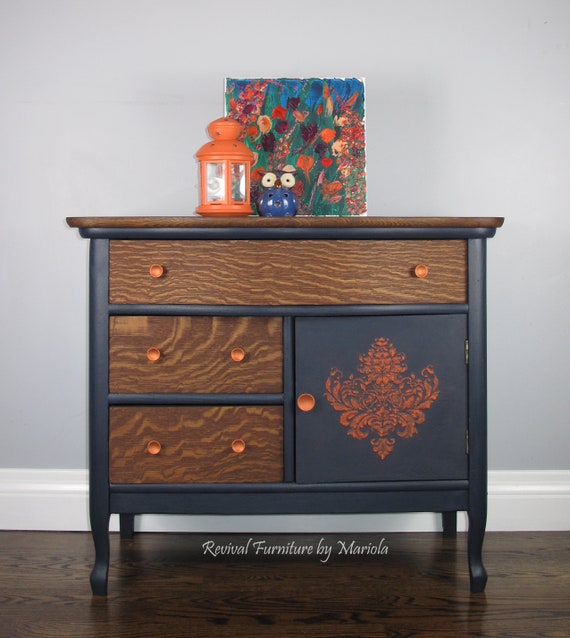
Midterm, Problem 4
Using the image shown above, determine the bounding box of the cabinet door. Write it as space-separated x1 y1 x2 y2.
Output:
295 315 468 483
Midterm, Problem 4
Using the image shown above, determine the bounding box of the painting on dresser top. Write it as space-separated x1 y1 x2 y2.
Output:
225 77 366 216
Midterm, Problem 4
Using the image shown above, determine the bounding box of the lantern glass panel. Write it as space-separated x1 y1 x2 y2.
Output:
231 163 246 202
205 162 225 202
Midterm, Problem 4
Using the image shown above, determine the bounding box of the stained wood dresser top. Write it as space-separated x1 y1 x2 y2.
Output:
67 216 504 230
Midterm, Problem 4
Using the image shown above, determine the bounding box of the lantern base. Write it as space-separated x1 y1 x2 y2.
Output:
196 203 253 217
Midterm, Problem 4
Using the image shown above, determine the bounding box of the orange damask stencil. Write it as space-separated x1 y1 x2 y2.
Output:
324 337 439 460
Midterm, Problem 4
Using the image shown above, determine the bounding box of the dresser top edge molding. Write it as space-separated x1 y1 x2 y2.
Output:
66 216 504 230
67 216 504 240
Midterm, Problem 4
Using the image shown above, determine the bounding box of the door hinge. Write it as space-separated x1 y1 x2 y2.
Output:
465 429 469 455
465 339 469 365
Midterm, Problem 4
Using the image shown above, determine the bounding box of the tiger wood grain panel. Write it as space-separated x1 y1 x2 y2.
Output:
109 316 282 393
109 406 283 484
109 239 467 305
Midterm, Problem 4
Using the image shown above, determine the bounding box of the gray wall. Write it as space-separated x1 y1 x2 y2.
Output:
1 0 568 471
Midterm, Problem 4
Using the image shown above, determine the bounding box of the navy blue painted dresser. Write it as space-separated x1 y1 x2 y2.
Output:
67 215 503 594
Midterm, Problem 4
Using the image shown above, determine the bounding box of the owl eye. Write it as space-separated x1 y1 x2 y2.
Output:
280 173 296 188
261 172 277 188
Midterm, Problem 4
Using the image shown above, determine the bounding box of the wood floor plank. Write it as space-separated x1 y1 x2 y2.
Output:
0 531 568 637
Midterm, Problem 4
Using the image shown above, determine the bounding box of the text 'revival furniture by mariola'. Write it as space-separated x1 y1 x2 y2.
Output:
67 215 503 595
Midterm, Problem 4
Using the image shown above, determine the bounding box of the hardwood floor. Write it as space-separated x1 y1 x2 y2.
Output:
0 530 568 637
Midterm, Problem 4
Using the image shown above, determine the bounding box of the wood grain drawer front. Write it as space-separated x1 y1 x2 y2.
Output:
109 239 467 305
109 316 282 394
109 406 283 484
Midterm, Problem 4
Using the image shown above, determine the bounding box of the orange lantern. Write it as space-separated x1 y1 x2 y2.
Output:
195 117 254 216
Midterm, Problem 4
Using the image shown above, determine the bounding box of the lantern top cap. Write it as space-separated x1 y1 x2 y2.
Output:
207 117 243 141
196 117 254 162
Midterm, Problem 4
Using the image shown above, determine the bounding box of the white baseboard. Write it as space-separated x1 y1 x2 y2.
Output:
1 468 569 532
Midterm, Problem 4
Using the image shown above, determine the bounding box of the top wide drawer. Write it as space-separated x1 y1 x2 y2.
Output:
109 239 467 305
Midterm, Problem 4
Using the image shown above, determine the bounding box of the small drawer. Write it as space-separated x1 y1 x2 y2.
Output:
109 239 467 305
109 406 283 484
109 316 283 394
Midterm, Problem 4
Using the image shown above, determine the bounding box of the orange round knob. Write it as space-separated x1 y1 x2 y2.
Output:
231 439 246 454
146 440 162 455
414 264 429 279
149 264 164 278
146 347 161 362
230 347 246 362
297 393 316 412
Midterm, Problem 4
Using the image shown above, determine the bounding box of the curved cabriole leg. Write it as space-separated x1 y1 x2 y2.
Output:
90 515 110 595
468 510 488 593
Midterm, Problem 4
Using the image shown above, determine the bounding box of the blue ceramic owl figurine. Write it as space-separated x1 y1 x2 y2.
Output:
257 168 298 217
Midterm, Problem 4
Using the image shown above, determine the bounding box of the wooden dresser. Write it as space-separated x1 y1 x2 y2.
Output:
67 215 503 595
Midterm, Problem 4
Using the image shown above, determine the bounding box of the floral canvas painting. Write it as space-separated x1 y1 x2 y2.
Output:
225 77 366 216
